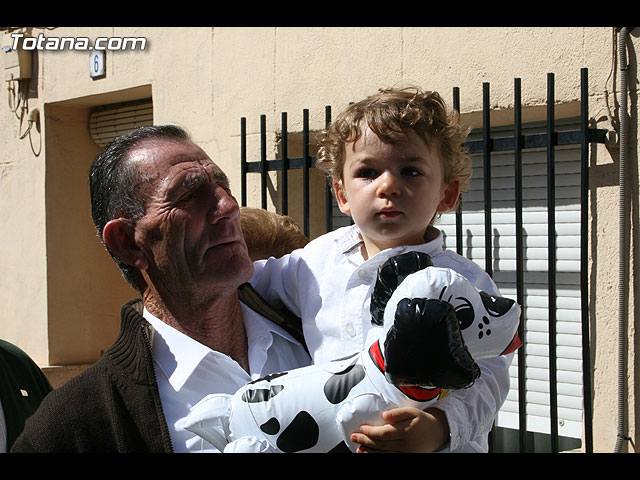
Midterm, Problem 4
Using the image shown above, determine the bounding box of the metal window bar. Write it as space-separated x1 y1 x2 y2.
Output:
483 83 493 279
547 73 559 453
514 77 528 452
324 106 333 233
282 112 289 216
239 68 607 452
453 87 464 257
302 110 311 236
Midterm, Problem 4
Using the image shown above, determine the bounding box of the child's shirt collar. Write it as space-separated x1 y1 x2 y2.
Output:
334 224 444 259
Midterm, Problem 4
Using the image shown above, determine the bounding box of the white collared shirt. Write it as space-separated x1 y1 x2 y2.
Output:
251 225 500 365
250 224 513 453
144 302 310 453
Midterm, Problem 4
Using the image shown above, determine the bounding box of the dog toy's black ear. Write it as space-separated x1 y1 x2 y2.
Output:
384 298 480 390
370 252 433 326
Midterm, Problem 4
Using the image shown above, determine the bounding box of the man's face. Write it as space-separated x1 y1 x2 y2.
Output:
130 138 253 296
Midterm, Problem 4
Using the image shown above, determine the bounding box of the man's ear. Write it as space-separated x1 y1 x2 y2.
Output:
437 176 461 213
333 179 351 215
102 218 149 271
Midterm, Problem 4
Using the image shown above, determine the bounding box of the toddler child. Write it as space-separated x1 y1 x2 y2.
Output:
247 87 515 453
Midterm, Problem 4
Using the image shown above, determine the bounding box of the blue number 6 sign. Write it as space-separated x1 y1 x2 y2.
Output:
90 50 105 78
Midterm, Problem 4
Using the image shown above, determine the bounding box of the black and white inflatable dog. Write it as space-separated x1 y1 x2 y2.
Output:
184 252 522 453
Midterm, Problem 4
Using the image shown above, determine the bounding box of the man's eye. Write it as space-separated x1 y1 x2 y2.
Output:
179 186 201 203
179 192 196 203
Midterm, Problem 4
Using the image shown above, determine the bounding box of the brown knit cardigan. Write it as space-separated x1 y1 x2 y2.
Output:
11 299 173 452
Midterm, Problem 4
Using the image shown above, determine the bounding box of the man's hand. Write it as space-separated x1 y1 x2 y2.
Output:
350 407 449 453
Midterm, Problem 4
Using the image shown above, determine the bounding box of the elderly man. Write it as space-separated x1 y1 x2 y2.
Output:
11 125 311 452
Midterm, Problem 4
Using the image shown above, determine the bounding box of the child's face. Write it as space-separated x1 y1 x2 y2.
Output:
334 126 460 259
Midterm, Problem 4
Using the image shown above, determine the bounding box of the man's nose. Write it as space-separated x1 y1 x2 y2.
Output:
206 184 239 224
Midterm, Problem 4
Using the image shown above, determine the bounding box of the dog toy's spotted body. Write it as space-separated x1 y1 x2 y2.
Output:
185 252 522 453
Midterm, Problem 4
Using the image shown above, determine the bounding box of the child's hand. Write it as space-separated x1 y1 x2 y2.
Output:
350 407 449 453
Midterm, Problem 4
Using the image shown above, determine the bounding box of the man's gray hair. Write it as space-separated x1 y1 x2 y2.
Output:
89 124 190 292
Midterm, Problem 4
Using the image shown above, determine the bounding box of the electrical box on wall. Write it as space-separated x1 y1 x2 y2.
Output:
3 39 33 81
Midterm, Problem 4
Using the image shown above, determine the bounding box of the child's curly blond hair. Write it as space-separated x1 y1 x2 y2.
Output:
316 87 472 210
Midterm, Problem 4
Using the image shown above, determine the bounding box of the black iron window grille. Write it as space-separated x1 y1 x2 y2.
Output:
240 68 608 453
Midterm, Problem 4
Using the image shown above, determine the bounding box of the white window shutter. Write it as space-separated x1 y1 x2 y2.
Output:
89 99 153 147
439 133 584 440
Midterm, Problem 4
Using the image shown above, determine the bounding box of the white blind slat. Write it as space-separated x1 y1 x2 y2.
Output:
89 100 153 147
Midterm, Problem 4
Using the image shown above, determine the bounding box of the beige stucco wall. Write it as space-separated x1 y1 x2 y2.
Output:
0 26 637 452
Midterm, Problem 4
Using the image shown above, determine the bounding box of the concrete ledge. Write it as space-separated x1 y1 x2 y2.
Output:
41 364 93 389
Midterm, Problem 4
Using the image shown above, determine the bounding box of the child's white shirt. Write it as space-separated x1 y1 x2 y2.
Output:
250 224 513 452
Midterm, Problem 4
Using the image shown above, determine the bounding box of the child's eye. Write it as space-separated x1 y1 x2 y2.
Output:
355 168 378 179
401 166 422 177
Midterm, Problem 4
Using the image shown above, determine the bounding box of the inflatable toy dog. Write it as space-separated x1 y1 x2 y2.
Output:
184 252 522 453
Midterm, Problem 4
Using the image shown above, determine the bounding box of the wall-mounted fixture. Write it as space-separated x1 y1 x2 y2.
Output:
3 37 32 81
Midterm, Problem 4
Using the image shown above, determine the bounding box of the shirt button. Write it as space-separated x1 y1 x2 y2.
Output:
345 324 356 337
357 270 368 280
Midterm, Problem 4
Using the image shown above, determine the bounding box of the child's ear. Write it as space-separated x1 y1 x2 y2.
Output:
333 179 351 215
102 218 149 271
438 177 461 213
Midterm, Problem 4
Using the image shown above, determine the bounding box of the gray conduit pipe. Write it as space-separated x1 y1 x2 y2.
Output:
614 26 629 454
